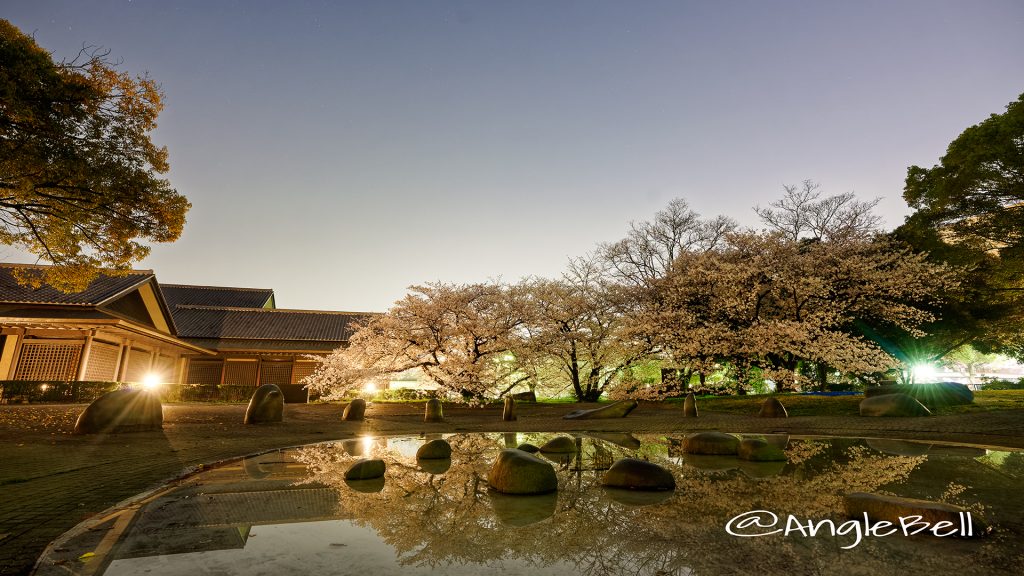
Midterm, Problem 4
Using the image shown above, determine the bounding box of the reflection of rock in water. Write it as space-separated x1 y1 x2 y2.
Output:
345 476 385 493
738 459 787 479
417 458 451 475
866 438 932 456
489 491 558 527
603 487 675 507
682 454 739 472
586 432 642 450
342 439 364 457
924 444 987 458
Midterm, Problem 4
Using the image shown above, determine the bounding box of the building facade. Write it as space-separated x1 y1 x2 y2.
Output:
0 264 371 402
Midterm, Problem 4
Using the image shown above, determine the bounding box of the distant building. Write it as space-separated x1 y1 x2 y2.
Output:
0 264 373 402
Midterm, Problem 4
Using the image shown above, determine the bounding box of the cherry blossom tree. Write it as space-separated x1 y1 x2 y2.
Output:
304 282 528 404
517 256 655 402
644 231 953 392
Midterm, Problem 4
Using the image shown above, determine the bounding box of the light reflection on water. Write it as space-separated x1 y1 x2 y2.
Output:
36 433 1024 576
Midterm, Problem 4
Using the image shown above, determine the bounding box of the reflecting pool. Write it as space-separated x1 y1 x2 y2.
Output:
35 433 1024 575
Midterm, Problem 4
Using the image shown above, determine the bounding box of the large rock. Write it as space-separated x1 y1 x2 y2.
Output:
345 458 386 480
601 458 676 491
843 492 988 537
539 436 578 453
516 443 540 453
683 431 740 455
511 390 537 402
864 382 973 407
563 399 638 420
244 384 284 424
758 397 788 418
416 438 452 459
738 438 786 462
682 392 698 417
342 398 366 421
502 396 517 421
424 398 444 422
859 393 931 417
488 449 558 494
74 388 162 434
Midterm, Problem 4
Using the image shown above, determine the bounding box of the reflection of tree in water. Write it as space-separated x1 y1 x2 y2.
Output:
294 435 1020 576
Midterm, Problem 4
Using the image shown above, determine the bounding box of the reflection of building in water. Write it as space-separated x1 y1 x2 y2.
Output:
111 454 345 559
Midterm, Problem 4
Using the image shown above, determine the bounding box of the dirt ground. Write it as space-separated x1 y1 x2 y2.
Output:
1 400 1022 575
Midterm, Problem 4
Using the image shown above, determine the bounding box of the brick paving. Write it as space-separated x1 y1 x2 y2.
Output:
1 401 1022 576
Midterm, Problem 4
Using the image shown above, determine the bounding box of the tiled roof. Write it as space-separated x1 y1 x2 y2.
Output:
161 284 274 310
0 264 152 306
171 305 372 342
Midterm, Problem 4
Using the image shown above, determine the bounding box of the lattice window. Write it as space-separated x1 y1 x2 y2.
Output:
153 354 177 383
224 360 258 386
260 361 292 386
14 342 82 381
186 360 223 385
124 349 151 383
291 361 318 384
84 342 120 381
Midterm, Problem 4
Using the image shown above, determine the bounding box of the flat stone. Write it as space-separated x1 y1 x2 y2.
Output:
683 431 740 455
74 389 163 434
860 393 931 417
416 438 452 459
342 398 366 421
601 458 676 491
563 400 638 420
682 393 698 417
344 458 386 480
758 397 788 418
738 438 787 462
843 492 988 537
244 384 283 424
539 436 578 453
488 449 558 494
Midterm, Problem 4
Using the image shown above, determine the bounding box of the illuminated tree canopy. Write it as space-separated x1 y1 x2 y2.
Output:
0 19 190 291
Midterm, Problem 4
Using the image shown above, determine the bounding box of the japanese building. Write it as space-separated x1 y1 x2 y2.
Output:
0 264 372 402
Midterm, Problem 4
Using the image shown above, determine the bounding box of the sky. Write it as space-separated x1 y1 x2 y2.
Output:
3 0 1024 312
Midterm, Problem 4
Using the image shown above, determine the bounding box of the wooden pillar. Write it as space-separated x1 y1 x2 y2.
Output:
0 334 21 380
178 357 188 385
75 330 95 381
116 339 133 382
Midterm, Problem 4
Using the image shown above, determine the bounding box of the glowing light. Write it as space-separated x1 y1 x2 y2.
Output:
142 373 162 390
364 382 378 394
362 436 375 456
912 363 937 382
39 383 49 392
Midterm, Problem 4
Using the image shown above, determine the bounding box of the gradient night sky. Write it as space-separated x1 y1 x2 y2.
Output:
3 1 1023 312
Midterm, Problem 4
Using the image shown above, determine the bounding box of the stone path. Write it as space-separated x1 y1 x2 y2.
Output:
1 401 1021 575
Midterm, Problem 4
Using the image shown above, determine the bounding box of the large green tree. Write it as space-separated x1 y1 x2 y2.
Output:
903 92 1024 256
895 92 1024 360
0 19 189 291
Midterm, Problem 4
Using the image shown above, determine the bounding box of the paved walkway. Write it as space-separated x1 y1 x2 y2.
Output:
1 401 1022 575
